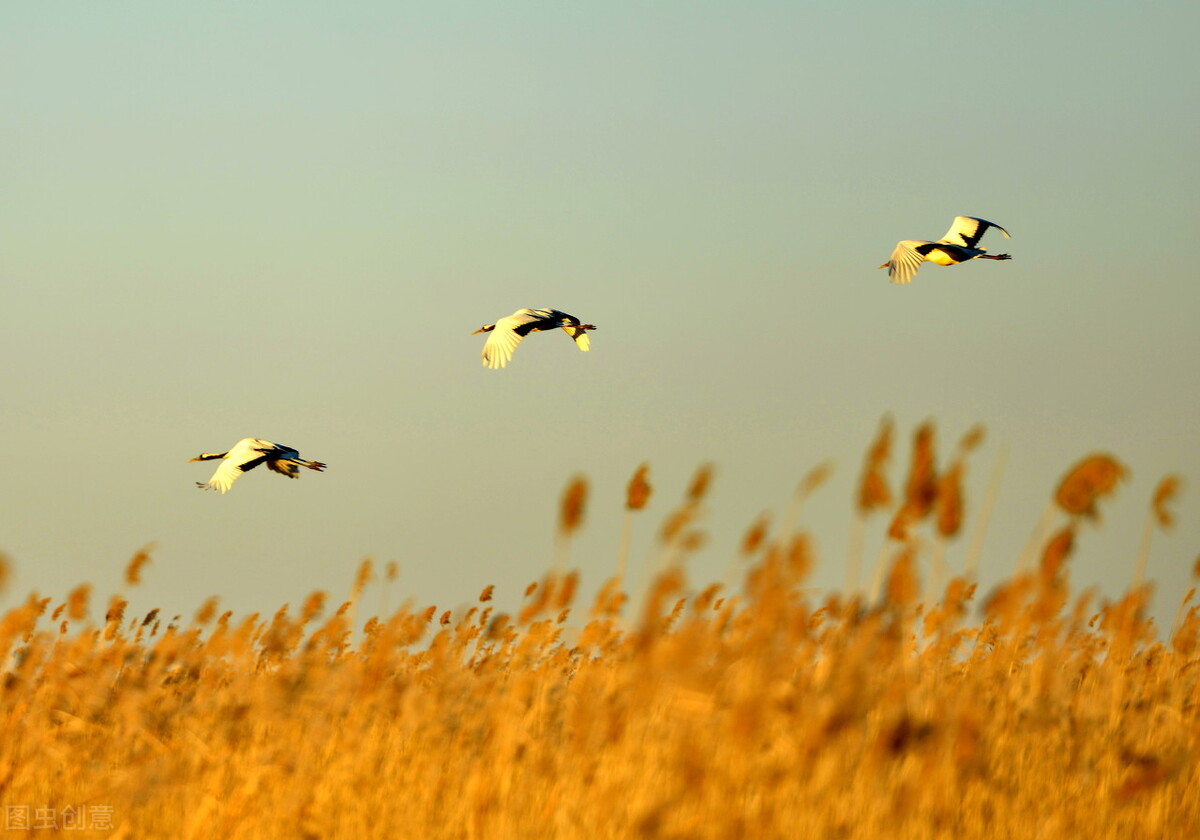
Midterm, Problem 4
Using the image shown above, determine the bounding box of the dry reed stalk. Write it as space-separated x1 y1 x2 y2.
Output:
1022 454 1128 575
930 462 965 597
555 475 589 569
865 421 942 607
903 421 938 519
519 572 555 625
884 548 919 612
1171 592 1198 656
124 543 155 586
964 444 1006 580
1018 500 1059 575
1134 475 1181 587
866 539 897 605
554 570 579 611
618 464 653 582
846 515 867 598
1169 561 1200 642
849 416 895 596
925 429 985 598
378 560 400 619
777 461 833 545
651 465 714 575
351 558 374 601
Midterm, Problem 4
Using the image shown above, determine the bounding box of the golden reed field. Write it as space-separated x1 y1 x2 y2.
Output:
1 420 1197 838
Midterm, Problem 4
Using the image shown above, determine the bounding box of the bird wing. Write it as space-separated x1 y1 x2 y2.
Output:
884 241 929 285
544 310 592 352
939 216 1010 249
481 313 531 369
264 443 303 478
196 439 276 493
267 459 301 479
562 326 590 352
198 455 263 493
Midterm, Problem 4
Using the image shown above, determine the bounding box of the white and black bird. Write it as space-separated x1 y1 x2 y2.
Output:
473 308 596 370
880 216 1012 285
189 438 326 494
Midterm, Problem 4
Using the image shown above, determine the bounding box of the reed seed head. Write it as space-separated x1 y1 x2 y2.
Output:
1152 475 1181 529
195 597 219 625
797 461 833 499
352 559 375 599
936 462 964 538
0 551 11 595
125 543 155 586
857 415 894 514
626 463 653 511
740 512 771 556
106 596 127 625
884 548 919 609
1040 526 1075 584
686 464 715 505
559 475 589 537
1055 454 1127 519
903 421 938 518
67 584 91 621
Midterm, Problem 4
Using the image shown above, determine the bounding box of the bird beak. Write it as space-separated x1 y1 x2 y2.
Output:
877 263 889 269
188 456 202 462
471 327 486 335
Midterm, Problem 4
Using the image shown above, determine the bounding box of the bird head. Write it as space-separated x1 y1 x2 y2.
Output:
189 452 224 462
472 324 496 335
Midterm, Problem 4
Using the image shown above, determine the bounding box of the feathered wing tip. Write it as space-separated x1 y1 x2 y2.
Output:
942 216 1011 248
196 457 247 493
481 327 523 369
482 344 510 369
884 241 925 285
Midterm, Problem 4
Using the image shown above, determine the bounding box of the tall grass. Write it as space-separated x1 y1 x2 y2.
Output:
0 421 1196 838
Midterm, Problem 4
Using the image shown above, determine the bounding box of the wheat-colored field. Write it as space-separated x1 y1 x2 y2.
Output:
1 422 1197 838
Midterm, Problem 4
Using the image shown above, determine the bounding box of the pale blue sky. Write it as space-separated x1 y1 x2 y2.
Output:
3 2 1198 628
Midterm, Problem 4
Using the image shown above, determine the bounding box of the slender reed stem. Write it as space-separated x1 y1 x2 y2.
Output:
965 444 1007 580
846 513 866 596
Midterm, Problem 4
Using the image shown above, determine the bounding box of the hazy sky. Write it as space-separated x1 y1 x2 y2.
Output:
4 2 1198 630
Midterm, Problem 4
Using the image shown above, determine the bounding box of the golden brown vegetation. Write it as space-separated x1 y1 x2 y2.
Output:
1 423 1198 838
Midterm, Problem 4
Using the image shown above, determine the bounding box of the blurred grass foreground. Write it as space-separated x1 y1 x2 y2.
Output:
1 419 1197 838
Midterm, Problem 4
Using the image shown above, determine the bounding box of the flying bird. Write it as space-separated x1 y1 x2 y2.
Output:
880 216 1012 285
473 308 596 370
189 438 326 494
